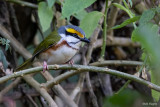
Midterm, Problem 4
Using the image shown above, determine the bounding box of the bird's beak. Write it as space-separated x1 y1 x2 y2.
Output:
80 37 90 43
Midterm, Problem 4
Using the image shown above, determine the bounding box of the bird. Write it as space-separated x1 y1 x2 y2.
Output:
16 25 90 72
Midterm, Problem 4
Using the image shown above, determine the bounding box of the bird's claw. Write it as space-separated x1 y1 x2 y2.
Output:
43 61 48 73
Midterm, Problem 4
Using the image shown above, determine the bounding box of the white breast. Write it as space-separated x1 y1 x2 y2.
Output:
46 45 78 64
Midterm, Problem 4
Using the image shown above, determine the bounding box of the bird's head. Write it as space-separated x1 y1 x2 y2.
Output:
58 25 90 44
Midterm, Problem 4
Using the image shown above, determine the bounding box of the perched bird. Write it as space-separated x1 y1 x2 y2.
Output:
16 25 90 72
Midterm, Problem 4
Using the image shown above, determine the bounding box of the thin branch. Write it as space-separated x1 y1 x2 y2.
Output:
0 77 21 102
6 0 38 9
23 75 58 107
0 65 159 92
90 60 143 66
94 37 140 49
107 0 122 36
26 94 39 107
100 0 108 59
86 73 99 107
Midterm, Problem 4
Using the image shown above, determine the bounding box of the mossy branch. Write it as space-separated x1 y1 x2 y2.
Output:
0 64 160 92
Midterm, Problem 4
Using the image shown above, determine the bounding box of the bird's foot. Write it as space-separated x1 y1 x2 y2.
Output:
68 60 74 66
43 61 48 73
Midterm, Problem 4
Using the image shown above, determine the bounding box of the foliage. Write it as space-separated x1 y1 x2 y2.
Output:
38 2 54 32
0 37 10 51
80 11 103 38
112 1 160 102
0 37 10 71
111 16 140 29
103 89 143 107
61 0 96 19
132 9 160 101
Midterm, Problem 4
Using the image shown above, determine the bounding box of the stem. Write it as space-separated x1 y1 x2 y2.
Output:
90 60 143 67
6 0 38 9
116 80 131 94
100 0 108 59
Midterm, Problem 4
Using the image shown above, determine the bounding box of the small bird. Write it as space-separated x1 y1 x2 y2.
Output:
16 25 90 72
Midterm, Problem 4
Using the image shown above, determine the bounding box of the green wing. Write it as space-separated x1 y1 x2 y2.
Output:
33 31 61 58
16 31 61 71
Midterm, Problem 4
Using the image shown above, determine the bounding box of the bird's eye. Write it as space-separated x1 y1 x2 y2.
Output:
73 33 77 36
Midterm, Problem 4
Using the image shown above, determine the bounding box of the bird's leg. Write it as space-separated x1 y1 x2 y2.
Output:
68 59 74 66
43 61 48 73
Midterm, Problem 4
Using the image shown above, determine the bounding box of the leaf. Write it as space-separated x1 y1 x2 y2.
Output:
5 39 10 51
62 0 96 19
74 9 88 20
0 49 8 71
47 0 56 8
131 23 160 101
112 3 131 17
128 0 133 7
80 11 103 38
111 16 140 29
38 2 54 32
151 70 160 102
156 7 160 13
103 89 141 107
139 8 156 25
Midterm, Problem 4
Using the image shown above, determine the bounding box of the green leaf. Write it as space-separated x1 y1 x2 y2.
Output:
62 0 96 19
156 7 160 13
38 2 54 32
128 0 133 7
139 8 156 25
103 89 142 107
0 49 8 71
5 39 10 51
74 9 88 20
151 70 160 102
47 0 56 8
80 11 103 38
112 16 140 29
112 3 132 17
131 23 160 101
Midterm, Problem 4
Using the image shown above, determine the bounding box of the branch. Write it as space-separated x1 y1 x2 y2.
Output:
6 0 38 9
23 75 58 107
90 60 143 66
94 37 140 49
0 65 159 92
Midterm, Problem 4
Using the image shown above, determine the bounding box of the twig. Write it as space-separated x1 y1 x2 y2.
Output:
116 80 131 94
94 37 140 49
8 3 22 43
108 0 122 36
26 94 39 107
23 75 58 107
0 65 159 92
90 60 143 66
86 73 99 107
0 77 21 102
100 0 108 59
6 0 38 9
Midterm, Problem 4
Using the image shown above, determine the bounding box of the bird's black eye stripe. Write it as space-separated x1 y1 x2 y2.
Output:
65 30 80 39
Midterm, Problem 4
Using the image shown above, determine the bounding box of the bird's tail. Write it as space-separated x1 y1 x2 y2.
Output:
15 58 33 71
